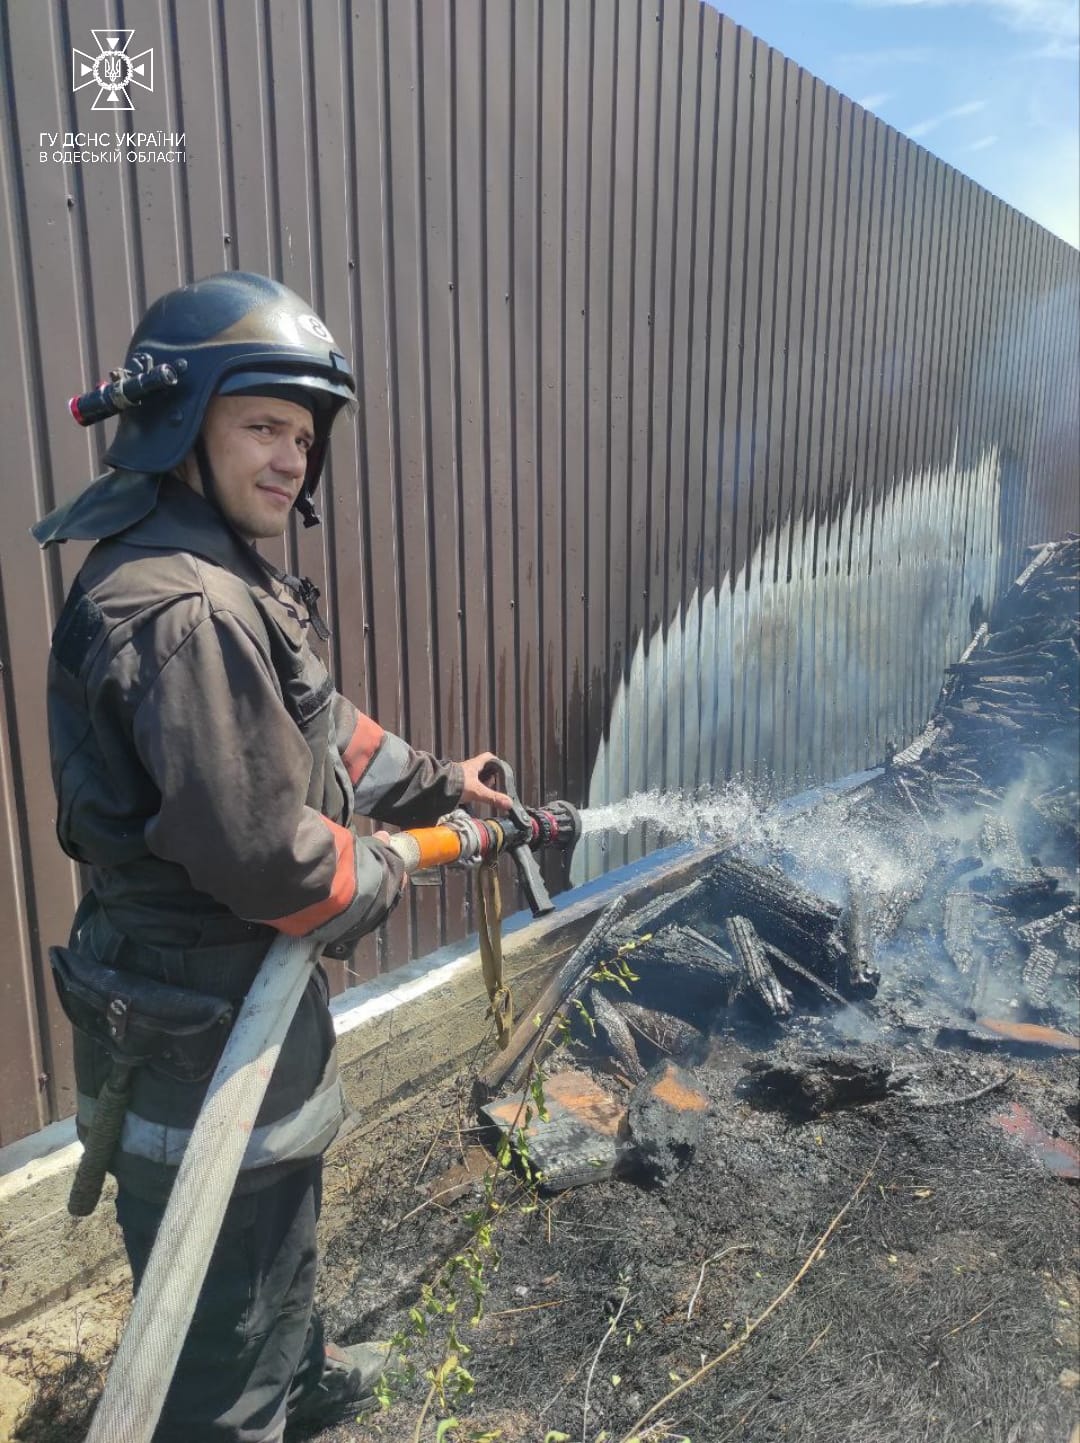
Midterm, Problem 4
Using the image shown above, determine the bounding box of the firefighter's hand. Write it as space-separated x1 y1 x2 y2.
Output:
459 753 513 814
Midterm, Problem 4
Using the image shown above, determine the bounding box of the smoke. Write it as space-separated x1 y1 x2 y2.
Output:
768 742 1078 1033
577 532 1078 1059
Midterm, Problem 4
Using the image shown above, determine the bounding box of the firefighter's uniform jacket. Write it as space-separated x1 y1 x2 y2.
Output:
37 471 463 1198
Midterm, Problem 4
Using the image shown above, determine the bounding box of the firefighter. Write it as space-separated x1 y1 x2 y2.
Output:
32 271 511 1440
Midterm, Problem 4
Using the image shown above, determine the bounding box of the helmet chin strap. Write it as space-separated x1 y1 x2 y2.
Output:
193 436 221 514
191 437 332 641
295 489 321 528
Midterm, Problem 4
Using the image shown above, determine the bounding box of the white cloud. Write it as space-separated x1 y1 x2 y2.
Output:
961 134 1000 150
847 0 1079 41
1025 37 1080 58
834 45 936 66
855 89 893 109
908 98 987 138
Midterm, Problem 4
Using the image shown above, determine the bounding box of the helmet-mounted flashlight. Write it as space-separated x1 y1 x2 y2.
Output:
69 352 184 428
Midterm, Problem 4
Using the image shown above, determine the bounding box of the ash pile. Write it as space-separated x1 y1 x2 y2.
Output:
860 533 1079 1041
474 537 1079 1193
473 848 874 1191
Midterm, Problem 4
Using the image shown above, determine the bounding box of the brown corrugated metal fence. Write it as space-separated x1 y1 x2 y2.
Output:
1 0 1077 1146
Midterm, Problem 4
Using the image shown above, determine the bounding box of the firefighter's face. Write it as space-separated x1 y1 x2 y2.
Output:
184 394 315 540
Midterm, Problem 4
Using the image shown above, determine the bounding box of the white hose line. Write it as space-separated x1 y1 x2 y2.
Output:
84 933 321 1443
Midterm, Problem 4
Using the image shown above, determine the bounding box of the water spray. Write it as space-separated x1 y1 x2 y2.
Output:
577 782 768 850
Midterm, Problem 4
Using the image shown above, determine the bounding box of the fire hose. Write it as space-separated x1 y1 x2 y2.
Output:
81 761 578 1443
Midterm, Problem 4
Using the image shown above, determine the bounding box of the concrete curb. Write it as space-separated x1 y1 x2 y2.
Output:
0 843 707 1329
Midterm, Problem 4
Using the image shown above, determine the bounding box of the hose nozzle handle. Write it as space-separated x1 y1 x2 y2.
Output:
479 757 555 916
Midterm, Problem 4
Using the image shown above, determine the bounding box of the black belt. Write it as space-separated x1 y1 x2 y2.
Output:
75 895 271 1002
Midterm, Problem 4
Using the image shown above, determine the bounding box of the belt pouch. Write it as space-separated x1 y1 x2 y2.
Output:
49 944 234 1083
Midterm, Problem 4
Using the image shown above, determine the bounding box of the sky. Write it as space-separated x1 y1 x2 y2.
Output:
708 0 1080 248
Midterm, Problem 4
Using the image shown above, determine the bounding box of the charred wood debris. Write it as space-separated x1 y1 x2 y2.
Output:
477 537 1079 1189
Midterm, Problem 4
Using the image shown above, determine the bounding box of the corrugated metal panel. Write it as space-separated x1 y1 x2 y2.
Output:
0 0 1077 1144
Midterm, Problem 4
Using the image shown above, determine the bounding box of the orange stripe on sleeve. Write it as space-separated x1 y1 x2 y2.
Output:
269 819 356 936
342 713 385 784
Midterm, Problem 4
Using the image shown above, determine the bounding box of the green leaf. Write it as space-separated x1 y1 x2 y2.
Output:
435 1422 459 1443
543 1433 570 1443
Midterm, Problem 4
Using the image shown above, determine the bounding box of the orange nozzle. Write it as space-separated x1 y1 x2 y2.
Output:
402 826 467 870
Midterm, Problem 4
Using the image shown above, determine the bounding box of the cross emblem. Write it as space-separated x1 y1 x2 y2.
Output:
72 30 153 112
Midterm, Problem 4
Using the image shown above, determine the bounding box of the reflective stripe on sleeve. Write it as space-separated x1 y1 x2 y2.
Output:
268 818 355 935
341 712 385 785
353 732 412 813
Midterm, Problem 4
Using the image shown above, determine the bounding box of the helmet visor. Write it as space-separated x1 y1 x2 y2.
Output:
216 368 358 417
